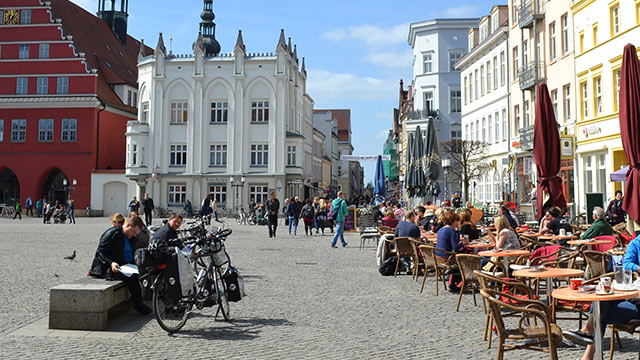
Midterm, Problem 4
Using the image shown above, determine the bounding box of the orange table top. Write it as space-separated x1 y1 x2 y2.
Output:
513 267 584 279
478 249 530 257
538 234 579 241
552 287 638 302
608 249 626 255
467 242 495 249
519 232 542 238
566 239 612 246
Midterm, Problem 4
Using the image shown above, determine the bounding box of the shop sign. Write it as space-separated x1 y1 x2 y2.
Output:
207 177 228 183
577 117 620 142
560 135 575 159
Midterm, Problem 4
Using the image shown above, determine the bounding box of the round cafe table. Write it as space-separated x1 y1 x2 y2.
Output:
478 249 530 276
513 267 584 302
553 287 639 360
467 241 495 255
608 249 626 256
566 239 612 250
537 234 579 243
421 233 438 244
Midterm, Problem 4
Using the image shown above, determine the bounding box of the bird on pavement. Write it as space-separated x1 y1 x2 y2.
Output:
64 250 76 261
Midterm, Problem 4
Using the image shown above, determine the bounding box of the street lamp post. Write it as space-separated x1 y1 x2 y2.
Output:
63 178 77 203
442 158 450 202
231 176 245 217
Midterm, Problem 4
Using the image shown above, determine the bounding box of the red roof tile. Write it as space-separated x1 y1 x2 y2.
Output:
50 0 153 113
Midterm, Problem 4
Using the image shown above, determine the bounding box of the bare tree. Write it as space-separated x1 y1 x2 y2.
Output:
440 140 490 202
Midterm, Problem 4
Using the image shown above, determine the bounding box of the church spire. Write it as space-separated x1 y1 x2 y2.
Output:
276 29 286 51
301 57 306 75
198 0 220 56
137 39 146 60
234 30 246 53
155 32 166 55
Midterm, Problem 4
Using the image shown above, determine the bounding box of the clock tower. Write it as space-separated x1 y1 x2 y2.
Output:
97 0 129 45
199 0 221 56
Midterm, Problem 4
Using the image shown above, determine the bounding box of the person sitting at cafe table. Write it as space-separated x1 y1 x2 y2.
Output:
416 206 431 231
435 211 469 261
498 205 519 229
459 209 480 241
433 208 446 233
563 234 640 359
580 206 614 240
486 216 520 250
395 210 421 239
381 209 399 229
540 206 572 238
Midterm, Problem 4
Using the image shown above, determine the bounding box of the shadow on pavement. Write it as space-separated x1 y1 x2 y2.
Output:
169 317 294 340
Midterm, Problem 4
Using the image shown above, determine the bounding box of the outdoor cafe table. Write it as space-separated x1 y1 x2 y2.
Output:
478 249 531 276
537 234 579 243
512 267 584 302
566 239 612 250
608 249 626 256
552 287 639 360
467 241 494 255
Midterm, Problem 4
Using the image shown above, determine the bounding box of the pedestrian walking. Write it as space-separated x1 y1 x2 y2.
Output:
201 195 212 215
330 191 349 248
265 192 280 238
25 196 33 216
128 196 140 215
68 199 76 224
36 198 42 217
184 199 193 218
13 201 22 220
286 196 301 235
301 199 315 236
142 193 154 226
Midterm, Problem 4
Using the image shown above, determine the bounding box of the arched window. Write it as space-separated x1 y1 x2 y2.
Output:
494 171 501 201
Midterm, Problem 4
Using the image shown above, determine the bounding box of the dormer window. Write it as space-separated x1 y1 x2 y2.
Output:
480 23 488 42
491 12 499 32
468 33 474 50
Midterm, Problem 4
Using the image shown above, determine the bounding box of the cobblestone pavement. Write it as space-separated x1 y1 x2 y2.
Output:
0 217 637 359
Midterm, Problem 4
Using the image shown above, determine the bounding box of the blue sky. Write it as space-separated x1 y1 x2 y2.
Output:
73 0 505 183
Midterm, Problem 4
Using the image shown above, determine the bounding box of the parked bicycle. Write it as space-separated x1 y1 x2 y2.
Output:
138 216 243 333
153 206 172 218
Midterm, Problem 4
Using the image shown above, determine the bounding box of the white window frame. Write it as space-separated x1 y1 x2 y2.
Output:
561 14 569 54
251 144 268 166
61 118 77 142
38 43 49 59
480 65 485 96
450 89 461 113
36 77 48 94
170 101 188 124
141 101 149 122
423 52 433 74
209 144 227 167
493 56 498 90
251 100 269 123
549 22 556 60
595 77 603 116
500 51 506 85
480 23 488 42
449 51 462 72
581 81 589 119
0 119 3 142
210 101 228 123
474 69 479 100
563 84 571 120
168 184 187 205
18 44 29 59
551 89 558 119
170 144 187 166
486 61 491 93
249 185 269 205
494 111 500 144
502 108 507 141
612 5 620 35
514 105 521 132
209 184 227 206
424 91 434 112
524 101 530 127
20 9 31 24
487 114 493 144
463 76 468 104
287 145 297 166
38 118 53 142
11 119 26 142
16 77 28 94
56 77 68 94
492 12 499 32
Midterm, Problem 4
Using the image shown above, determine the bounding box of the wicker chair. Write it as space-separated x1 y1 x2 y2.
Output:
475 270 537 348
582 250 612 280
551 272 615 329
387 237 420 279
454 254 504 312
608 320 640 360
418 244 456 295
481 289 563 360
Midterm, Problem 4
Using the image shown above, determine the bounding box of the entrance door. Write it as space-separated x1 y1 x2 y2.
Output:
103 182 127 216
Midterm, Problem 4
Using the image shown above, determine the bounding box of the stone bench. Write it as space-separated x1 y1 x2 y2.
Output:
49 277 130 331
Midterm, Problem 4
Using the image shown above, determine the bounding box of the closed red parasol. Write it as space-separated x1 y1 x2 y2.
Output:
533 83 567 220
619 44 640 223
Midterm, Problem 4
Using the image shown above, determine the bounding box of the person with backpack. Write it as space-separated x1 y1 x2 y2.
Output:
300 199 315 236
330 191 349 248
13 201 22 220
265 192 280 238
286 196 302 236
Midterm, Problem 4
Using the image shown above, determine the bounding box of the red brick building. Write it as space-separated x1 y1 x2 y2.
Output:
0 0 150 212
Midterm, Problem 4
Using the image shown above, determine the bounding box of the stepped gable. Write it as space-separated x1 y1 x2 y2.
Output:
49 0 153 112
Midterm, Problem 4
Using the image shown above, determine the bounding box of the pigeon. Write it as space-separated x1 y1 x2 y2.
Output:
54 273 59 277
64 250 76 261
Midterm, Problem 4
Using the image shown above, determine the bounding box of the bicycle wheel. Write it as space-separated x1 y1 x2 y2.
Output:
152 276 192 333
215 266 230 321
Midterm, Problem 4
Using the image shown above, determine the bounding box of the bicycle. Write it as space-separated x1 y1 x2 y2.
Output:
153 206 171 218
236 208 247 225
143 221 233 333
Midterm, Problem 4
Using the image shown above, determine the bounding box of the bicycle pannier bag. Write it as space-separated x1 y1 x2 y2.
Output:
224 267 245 302
176 247 195 297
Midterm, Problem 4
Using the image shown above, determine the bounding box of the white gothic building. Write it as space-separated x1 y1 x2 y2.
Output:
126 1 313 211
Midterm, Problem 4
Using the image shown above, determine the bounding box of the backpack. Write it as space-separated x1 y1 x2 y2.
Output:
328 200 342 221
302 206 313 219
379 256 397 276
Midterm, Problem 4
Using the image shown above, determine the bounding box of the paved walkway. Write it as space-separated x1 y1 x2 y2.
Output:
0 217 636 359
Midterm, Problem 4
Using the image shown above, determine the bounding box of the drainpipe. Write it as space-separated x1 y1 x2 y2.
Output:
96 99 106 170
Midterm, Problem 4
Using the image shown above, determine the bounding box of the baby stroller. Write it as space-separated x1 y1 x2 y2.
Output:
254 208 267 225
53 208 67 224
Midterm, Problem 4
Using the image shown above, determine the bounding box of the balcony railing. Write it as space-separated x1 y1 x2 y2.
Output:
518 61 545 91
408 108 439 120
518 0 544 28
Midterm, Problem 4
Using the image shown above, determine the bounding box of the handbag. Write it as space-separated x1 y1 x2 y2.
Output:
285 217 289 226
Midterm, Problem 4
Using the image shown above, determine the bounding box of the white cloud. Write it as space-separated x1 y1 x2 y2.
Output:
441 5 479 18
321 23 408 48
307 69 397 102
362 49 413 69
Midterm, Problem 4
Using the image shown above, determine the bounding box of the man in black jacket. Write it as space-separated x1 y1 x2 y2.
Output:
265 192 280 238
151 213 183 244
89 215 151 314
142 193 154 226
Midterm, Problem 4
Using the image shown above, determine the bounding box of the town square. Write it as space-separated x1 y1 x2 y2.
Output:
4 0 640 359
